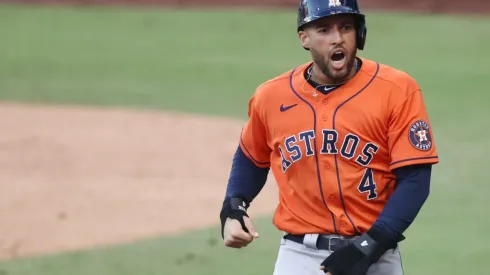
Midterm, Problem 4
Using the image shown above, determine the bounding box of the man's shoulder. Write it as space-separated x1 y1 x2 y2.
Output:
376 62 418 86
361 58 421 96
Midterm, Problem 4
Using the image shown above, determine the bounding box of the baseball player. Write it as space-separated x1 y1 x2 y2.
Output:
219 0 439 274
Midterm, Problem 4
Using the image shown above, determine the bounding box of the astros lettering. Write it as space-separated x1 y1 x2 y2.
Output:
279 129 379 173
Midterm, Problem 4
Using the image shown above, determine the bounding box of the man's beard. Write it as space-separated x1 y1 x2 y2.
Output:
311 48 357 84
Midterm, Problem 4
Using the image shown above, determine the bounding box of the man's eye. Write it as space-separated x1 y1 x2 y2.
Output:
343 24 354 30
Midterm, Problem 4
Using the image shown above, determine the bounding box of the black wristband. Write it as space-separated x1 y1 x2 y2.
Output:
352 232 378 256
219 197 250 239
366 226 398 249
353 226 399 263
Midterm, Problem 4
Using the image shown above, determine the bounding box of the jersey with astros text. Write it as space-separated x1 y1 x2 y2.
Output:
239 57 439 236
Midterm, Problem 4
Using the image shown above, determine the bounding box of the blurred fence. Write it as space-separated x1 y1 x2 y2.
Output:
1 0 490 14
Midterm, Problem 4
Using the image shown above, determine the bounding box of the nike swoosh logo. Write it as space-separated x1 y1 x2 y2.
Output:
280 104 298 112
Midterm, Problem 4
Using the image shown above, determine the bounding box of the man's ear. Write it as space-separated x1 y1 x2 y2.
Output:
298 31 310 48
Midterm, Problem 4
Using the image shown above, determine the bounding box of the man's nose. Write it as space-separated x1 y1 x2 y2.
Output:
330 27 343 45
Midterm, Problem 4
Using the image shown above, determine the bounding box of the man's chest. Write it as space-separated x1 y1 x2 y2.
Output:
265 93 389 166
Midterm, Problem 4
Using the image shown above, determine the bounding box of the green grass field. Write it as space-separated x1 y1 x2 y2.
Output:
1 3 490 275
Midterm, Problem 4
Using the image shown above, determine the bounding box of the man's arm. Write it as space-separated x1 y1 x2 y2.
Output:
371 163 432 243
224 145 270 203
219 145 270 246
221 86 271 247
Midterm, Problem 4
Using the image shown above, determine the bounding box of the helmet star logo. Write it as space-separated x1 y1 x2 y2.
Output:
328 0 342 7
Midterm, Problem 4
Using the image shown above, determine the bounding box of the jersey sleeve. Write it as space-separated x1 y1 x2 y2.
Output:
239 92 272 168
387 88 439 171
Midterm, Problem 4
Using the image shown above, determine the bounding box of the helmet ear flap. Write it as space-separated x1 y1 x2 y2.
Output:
357 21 367 50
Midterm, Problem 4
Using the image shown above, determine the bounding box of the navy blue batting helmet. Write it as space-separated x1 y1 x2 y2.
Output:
297 0 367 50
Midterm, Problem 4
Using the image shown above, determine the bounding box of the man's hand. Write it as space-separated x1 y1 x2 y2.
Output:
220 197 259 248
319 242 369 275
318 227 399 275
223 216 259 248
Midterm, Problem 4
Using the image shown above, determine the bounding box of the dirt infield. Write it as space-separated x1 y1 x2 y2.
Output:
0 102 279 260
3 0 490 14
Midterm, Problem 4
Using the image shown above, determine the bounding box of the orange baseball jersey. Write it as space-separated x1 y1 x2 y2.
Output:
239 57 439 236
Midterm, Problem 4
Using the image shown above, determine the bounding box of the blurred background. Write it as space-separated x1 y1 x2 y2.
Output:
0 0 489 275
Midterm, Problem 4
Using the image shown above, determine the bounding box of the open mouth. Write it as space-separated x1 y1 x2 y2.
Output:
330 49 346 69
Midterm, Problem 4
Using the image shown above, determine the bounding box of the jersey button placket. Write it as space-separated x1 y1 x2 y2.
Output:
316 94 336 230
320 98 329 122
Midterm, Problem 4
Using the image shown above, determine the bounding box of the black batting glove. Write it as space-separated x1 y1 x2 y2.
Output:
320 227 400 275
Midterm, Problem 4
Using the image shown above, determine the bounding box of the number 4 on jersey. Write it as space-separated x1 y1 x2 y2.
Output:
358 168 378 200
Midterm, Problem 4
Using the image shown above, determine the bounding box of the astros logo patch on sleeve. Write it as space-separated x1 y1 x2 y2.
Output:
409 120 432 151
